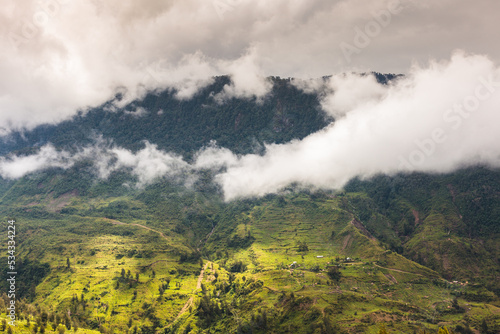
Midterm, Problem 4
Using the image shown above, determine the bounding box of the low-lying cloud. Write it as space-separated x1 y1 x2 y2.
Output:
292 73 390 119
0 145 73 179
0 141 189 187
1 53 500 201
202 52 500 200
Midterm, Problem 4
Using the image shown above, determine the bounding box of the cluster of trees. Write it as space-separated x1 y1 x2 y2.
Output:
178 251 202 264
191 271 266 330
0 259 50 301
114 269 142 289
227 232 255 249
297 241 309 252
0 297 77 333
327 266 342 282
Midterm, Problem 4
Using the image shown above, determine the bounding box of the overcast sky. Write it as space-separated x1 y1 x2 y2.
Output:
1 0 500 133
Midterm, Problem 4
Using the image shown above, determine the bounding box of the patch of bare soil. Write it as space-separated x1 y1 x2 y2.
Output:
46 190 78 212
350 219 376 240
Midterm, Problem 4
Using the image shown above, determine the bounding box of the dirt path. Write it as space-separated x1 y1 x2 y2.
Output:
197 224 216 251
172 262 210 323
108 219 168 240
264 286 278 292
384 273 398 284
373 264 423 277
204 225 216 244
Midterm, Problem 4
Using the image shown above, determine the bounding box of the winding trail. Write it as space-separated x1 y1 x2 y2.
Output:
373 263 424 277
172 262 210 323
109 219 210 324
108 219 168 239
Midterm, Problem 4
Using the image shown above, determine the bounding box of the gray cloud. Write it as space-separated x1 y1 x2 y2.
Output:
2 0 500 134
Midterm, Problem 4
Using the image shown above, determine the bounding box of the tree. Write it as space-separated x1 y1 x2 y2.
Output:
229 260 247 273
481 319 489 334
297 241 309 252
66 258 70 269
166 277 171 288
65 316 71 330
183 324 192 333
121 269 126 279
322 316 335 334
327 266 342 282
378 324 389 334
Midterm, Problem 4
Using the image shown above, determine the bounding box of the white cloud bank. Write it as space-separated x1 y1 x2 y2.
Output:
0 141 189 187
0 145 73 179
200 53 500 200
1 53 500 201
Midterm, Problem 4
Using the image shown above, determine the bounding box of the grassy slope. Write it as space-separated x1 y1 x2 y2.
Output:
344 171 500 298
0 213 203 333
0 171 499 333
197 193 499 333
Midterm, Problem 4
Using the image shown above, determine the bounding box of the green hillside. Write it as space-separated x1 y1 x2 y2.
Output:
0 168 499 333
